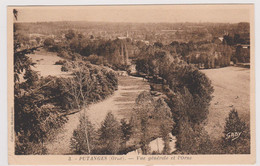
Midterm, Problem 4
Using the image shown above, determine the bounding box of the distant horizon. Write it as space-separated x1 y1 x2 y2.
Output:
15 20 250 24
12 5 252 24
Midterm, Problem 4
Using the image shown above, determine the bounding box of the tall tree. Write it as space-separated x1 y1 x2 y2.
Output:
120 118 133 150
99 112 122 154
61 61 96 154
70 115 97 154
221 108 250 154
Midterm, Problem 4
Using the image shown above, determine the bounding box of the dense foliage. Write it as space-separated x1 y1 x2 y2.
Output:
135 48 214 154
60 61 118 110
70 92 174 155
14 61 118 154
14 18 118 155
16 21 250 68
14 11 67 154
130 91 174 154
13 11 250 155
41 30 137 70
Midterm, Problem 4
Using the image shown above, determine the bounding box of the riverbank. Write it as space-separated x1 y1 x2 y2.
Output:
45 75 150 154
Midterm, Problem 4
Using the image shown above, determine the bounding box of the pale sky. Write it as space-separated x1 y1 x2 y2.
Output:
13 5 252 23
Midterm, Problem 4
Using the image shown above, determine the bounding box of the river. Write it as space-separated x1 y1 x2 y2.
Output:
45 75 150 154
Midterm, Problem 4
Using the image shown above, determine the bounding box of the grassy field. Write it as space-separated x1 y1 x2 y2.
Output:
86 75 151 127
27 49 71 77
202 66 250 140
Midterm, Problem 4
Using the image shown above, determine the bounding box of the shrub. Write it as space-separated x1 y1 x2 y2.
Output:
71 53 81 61
54 60 66 65
85 54 105 65
65 29 76 40
57 50 71 59
162 133 171 154
43 38 54 48
232 57 238 64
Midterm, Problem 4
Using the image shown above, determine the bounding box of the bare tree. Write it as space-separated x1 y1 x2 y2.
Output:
63 61 95 154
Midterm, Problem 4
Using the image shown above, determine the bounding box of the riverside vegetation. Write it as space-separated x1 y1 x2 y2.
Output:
13 9 250 155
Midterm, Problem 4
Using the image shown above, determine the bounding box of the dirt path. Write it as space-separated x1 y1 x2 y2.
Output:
45 75 150 154
202 66 250 140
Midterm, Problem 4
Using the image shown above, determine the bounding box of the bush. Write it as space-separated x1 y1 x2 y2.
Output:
65 29 76 40
71 53 81 61
54 60 66 65
43 38 54 48
61 65 69 72
85 54 105 65
57 50 71 59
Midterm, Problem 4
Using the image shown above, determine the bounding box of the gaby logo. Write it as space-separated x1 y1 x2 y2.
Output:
225 132 242 141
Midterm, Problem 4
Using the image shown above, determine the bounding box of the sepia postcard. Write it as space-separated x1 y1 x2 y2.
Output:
7 4 255 165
